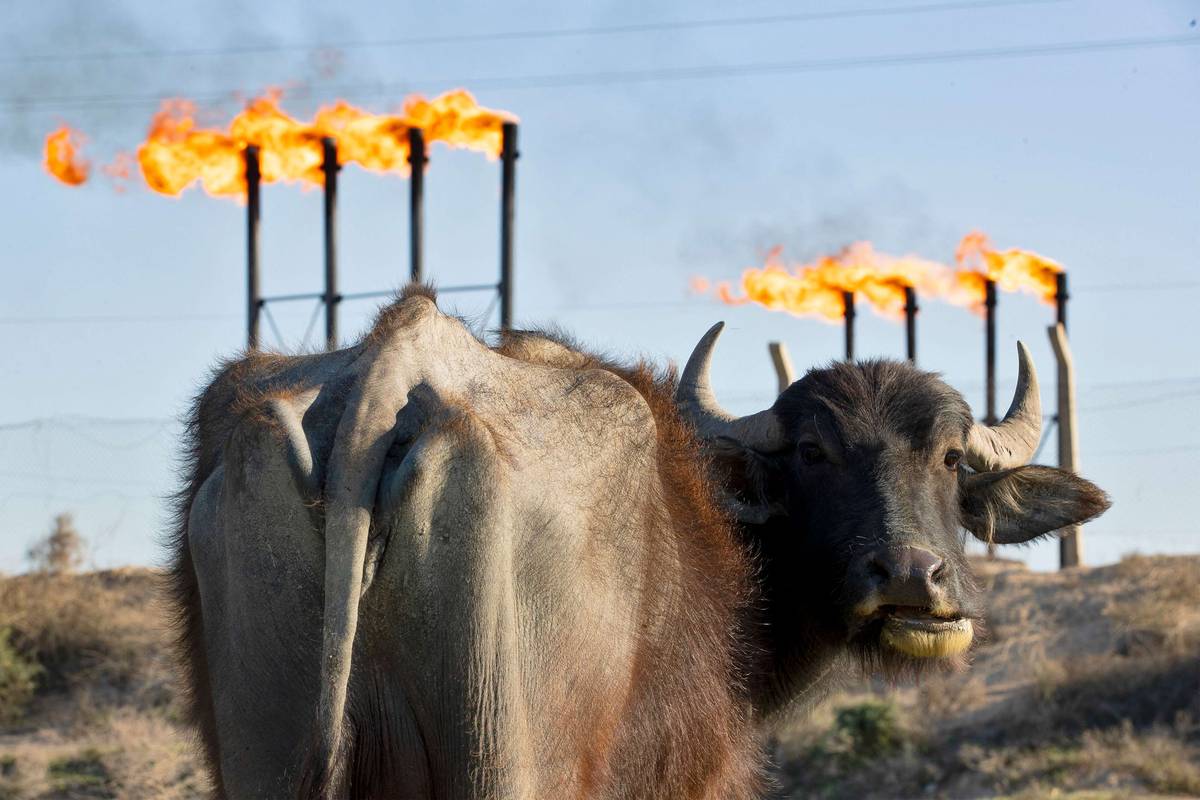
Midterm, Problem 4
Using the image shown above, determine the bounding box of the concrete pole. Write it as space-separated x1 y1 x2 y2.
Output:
768 342 796 395
1048 322 1083 568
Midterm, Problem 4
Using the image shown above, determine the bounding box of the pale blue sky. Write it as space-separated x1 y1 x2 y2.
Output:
2 0 1197 571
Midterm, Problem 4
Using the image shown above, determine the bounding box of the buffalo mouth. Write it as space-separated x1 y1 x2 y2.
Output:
879 610 974 658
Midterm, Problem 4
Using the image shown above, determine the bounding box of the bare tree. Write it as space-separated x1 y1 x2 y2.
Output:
28 513 85 574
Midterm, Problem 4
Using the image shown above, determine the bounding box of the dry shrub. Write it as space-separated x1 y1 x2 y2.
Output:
957 720 1200 798
0 571 163 701
26 514 85 576
94 710 209 800
0 570 199 797
1079 719 1200 796
772 698 936 798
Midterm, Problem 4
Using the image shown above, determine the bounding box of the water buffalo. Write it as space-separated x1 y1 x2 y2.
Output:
675 321 1108 714
168 287 1108 798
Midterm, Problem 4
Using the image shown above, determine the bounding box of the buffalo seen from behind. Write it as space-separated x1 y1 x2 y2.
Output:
169 286 1109 799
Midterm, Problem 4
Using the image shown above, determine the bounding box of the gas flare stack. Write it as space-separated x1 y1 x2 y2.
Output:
408 128 426 283
243 138 345 351
842 291 856 362
37 90 521 350
245 146 262 350
323 137 340 351
984 279 998 425
904 286 918 364
1055 272 1068 330
242 122 520 351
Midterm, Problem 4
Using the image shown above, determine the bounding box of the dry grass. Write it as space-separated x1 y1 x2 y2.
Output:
1109 554 1200 657
0 711 208 799
958 721 1200 798
0 569 199 799
2 555 1198 799
772 554 1200 799
0 570 167 701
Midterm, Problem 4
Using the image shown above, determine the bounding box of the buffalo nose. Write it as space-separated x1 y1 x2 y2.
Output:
867 546 946 608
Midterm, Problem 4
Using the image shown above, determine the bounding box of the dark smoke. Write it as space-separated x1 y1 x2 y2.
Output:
0 1 355 160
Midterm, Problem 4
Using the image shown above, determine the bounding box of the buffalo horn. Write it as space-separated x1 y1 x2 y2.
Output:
676 322 786 452
965 341 1042 472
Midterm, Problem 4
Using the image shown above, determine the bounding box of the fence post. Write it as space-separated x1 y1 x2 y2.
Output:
768 342 796 395
1048 322 1083 568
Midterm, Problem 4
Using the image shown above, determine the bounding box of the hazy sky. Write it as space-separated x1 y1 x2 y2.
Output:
2 0 1197 571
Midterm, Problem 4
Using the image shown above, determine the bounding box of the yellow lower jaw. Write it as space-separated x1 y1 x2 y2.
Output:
881 619 974 658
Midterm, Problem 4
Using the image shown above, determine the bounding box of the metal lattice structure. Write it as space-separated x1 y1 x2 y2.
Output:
245 122 519 351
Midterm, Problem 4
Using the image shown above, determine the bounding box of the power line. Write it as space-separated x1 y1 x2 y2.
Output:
5 279 1199 327
1075 280 1200 293
2 0 1066 65
0 468 164 489
1083 375 1200 391
1079 387 1200 414
0 415 175 432
1089 443 1200 458
0 312 238 325
1078 528 1200 540
6 32 1197 113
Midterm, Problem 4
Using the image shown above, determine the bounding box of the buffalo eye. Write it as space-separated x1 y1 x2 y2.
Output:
798 442 826 466
943 449 963 471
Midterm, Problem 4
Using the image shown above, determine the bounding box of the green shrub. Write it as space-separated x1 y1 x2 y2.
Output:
833 700 903 759
46 748 113 797
0 754 18 800
0 628 41 726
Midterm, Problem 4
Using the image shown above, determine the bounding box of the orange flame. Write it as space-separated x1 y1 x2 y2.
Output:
136 88 515 198
710 234 1064 321
955 230 1063 303
43 89 515 197
43 126 90 186
100 152 135 193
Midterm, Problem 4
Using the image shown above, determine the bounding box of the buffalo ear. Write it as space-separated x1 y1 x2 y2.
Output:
960 465 1110 545
705 437 788 524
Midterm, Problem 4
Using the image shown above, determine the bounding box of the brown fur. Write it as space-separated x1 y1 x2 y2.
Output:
496 330 764 797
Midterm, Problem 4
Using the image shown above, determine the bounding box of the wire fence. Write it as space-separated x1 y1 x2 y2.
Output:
1 377 1195 575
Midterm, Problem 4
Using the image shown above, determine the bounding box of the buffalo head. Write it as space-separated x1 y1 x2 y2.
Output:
676 323 1109 674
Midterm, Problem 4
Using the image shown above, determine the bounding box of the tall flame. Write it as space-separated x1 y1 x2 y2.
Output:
955 230 1064 303
708 234 1064 321
44 127 90 186
43 89 515 198
140 88 514 198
